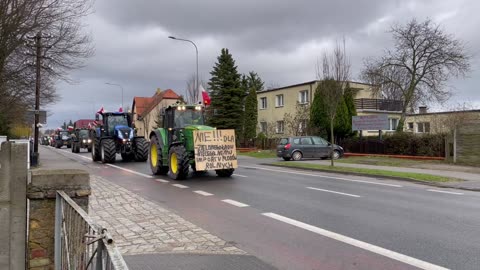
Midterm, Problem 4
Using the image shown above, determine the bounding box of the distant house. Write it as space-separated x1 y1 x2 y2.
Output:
132 89 180 138
404 107 480 134
257 80 403 137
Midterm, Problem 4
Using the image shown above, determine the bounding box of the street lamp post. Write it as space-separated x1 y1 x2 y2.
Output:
168 36 198 102
105 82 124 110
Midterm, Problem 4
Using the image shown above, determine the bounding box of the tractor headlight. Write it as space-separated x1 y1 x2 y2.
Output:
122 139 127 143
82 139 86 143
87 139 91 143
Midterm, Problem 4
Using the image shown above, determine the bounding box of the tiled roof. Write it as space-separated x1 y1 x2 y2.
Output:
134 89 180 118
133 97 154 116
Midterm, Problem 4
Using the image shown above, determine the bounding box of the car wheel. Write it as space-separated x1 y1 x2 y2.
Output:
292 151 302 161
332 150 340 160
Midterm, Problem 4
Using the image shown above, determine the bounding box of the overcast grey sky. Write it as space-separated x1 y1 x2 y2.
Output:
44 0 480 128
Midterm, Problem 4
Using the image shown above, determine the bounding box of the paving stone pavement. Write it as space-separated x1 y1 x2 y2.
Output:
89 175 246 256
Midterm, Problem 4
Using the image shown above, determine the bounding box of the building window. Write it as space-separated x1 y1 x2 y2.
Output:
276 121 284 134
299 90 309 104
260 122 267 133
275 94 284 107
407 122 414 130
389 118 399 130
417 122 430 133
260 97 267 109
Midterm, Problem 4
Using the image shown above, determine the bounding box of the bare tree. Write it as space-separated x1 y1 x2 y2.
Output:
284 102 310 136
185 74 206 104
362 19 470 131
0 0 93 126
314 39 350 166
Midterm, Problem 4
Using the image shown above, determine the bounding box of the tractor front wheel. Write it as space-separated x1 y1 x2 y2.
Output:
150 136 169 175
134 138 148 162
91 137 101 161
168 145 189 180
100 139 116 163
216 169 234 177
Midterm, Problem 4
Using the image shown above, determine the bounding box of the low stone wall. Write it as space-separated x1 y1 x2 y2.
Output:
27 169 90 270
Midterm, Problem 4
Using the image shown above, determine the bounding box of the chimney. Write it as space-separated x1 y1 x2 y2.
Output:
419 106 427 114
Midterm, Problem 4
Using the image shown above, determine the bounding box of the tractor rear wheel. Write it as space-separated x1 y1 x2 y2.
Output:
134 138 148 162
216 169 234 177
91 137 101 161
168 145 189 180
150 136 169 175
101 139 116 163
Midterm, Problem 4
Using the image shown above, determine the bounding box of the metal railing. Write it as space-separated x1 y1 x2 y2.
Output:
354 98 403 112
55 191 129 270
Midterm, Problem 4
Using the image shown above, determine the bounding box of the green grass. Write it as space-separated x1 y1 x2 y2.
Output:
271 162 458 182
336 156 444 167
238 150 276 159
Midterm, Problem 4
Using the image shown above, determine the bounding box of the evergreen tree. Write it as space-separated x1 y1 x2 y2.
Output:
310 79 353 142
207 48 243 137
343 83 357 136
243 72 263 143
68 120 73 127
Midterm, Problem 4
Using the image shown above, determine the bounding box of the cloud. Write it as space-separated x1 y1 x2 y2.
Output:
44 0 480 128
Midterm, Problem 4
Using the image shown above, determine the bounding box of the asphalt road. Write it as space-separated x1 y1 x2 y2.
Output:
53 147 480 270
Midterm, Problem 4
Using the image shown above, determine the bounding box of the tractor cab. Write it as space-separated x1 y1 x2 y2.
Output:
96 112 132 137
163 104 205 129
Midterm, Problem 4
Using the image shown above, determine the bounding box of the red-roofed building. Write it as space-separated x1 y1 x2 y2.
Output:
132 88 181 137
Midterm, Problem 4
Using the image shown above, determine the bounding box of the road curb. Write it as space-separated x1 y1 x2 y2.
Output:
261 163 480 191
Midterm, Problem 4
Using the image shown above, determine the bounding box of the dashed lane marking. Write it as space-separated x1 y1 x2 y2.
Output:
221 199 249 207
194 190 214 196
262 212 448 270
427 189 463 195
172 184 189 189
233 174 248 178
306 187 361 198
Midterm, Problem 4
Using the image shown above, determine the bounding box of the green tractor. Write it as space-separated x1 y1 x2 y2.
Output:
149 104 235 180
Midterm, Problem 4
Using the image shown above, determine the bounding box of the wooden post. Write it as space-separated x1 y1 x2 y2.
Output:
453 127 457 163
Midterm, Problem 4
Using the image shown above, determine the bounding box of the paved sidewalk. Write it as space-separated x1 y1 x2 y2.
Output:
89 175 245 256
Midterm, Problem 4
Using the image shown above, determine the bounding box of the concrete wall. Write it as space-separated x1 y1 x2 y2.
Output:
0 142 28 270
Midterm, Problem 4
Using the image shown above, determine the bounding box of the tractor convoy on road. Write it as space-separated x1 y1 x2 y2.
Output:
46 103 238 180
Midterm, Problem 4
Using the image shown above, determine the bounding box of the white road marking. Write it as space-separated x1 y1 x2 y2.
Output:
262 213 448 270
242 166 403 187
155 179 169 183
427 189 463 195
194 190 214 196
233 174 248 178
222 199 249 207
172 184 189 189
105 164 153 178
306 187 361 198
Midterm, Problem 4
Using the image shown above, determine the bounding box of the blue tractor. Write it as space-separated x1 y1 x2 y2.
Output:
90 111 148 163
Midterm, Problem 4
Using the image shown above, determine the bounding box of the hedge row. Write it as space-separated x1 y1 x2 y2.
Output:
341 133 446 157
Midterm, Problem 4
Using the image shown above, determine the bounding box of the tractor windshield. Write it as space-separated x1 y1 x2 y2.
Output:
78 130 89 138
107 115 129 132
59 131 69 140
174 109 204 128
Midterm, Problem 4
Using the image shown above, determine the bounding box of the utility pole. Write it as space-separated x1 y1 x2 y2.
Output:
33 32 42 166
